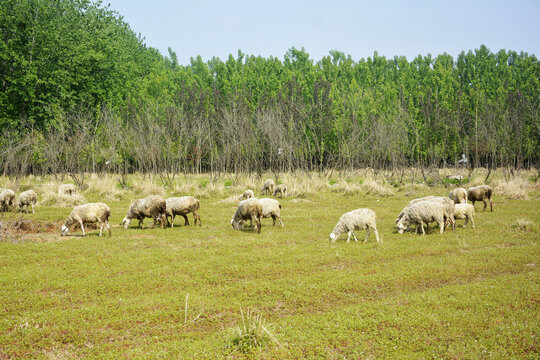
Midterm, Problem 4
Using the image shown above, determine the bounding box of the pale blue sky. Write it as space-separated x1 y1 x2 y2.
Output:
105 0 540 64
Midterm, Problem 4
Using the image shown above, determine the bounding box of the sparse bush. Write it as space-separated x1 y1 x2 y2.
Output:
230 308 278 353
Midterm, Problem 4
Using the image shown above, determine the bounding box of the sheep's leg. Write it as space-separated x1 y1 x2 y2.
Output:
79 220 85 236
168 214 173 228
99 222 104 236
464 217 469 228
161 213 166 229
32 203 35 214
364 228 370 242
105 219 111 236
352 231 358 242
420 223 425 235
278 216 284 228
182 214 189 226
483 199 487 211
193 212 201 226
470 216 475 229
373 226 381 243
139 218 144 229
272 215 276 226
489 197 493 212
346 231 352 243
438 221 444 234
255 215 261 234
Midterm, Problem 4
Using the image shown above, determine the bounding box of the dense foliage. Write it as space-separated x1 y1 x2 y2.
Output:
1 0 539 175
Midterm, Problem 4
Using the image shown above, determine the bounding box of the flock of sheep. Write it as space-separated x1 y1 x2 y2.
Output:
1 180 494 241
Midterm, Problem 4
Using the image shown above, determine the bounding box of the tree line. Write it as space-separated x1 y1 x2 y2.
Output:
1 0 539 177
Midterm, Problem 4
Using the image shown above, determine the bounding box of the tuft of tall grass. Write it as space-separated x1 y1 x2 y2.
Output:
230 308 279 353
492 178 531 199
511 219 536 232
86 174 128 201
37 183 87 207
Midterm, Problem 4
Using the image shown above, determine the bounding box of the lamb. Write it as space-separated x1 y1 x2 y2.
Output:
396 200 447 235
0 189 16 212
260 179 275 195
467 185 493 212
231 198 263 234
61 203 111 237
59 184 77 196
17 190 38 214
272 184 287 197
449 187 468 204
165 196 201 227
239 189 254 201
122 195 167 229
259 198 284 227
453 203 475 228
330 208 380 243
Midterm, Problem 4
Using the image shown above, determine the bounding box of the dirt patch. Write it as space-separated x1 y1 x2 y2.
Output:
0 218 63 237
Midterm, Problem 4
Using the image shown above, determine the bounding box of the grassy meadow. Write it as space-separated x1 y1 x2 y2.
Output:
0 170 539 359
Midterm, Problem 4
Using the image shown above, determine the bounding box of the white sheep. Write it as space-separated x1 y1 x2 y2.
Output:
272 184 287 197
59 184 77 196
449 187 468 204
259 198 284 227
453 203 475 228
122 195 167 229
396 196 455 232
165 196 201 227
395 196 437 224
61 203 111 237
0 189 16 212
330 208 380 243
17 190 38 214
239 189 254 201
396 200 447 235
260 179 275 195
231 198 263 234
467 185 493 212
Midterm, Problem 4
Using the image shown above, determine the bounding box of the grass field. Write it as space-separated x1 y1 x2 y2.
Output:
0 173 539 359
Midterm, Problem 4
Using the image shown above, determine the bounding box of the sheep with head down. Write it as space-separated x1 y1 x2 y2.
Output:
330 208 380 243
164 196 201 227
260 179 275 196
17 190 38 213
396 200 448 235
123 195 167 229
231 198 263 234
272 184 287 197
61 203 111 237
453 203 475 228
239 189 254 201
0 189 16 212
449 187 468 204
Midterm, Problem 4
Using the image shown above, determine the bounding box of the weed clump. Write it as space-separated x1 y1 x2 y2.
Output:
230 308 279 353
511 219 536 232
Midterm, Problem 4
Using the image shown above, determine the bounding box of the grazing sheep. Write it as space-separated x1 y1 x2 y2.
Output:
165 196 201 227
330 208 380 243
453 203 475 228
59 184 77 196
395 196 437 224
260 179 275 195
396 196 455 232
61 203 111 237
397 200 449 235
259 198 284 227
231 198 263 234
467 185 493 212
272 184 287 197
122 195 167 229
0 189 16 212
239 189 254 201
449 187 468 204
17 190 38 214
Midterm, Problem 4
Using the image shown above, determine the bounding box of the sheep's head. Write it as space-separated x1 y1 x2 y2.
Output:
122 217 131 228
329 232 338 242
396 218 409 234
61 224 69 236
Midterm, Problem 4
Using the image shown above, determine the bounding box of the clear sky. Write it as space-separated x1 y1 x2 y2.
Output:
105 0 540 64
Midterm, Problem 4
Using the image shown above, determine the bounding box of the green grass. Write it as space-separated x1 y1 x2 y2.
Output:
0 187 539 359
